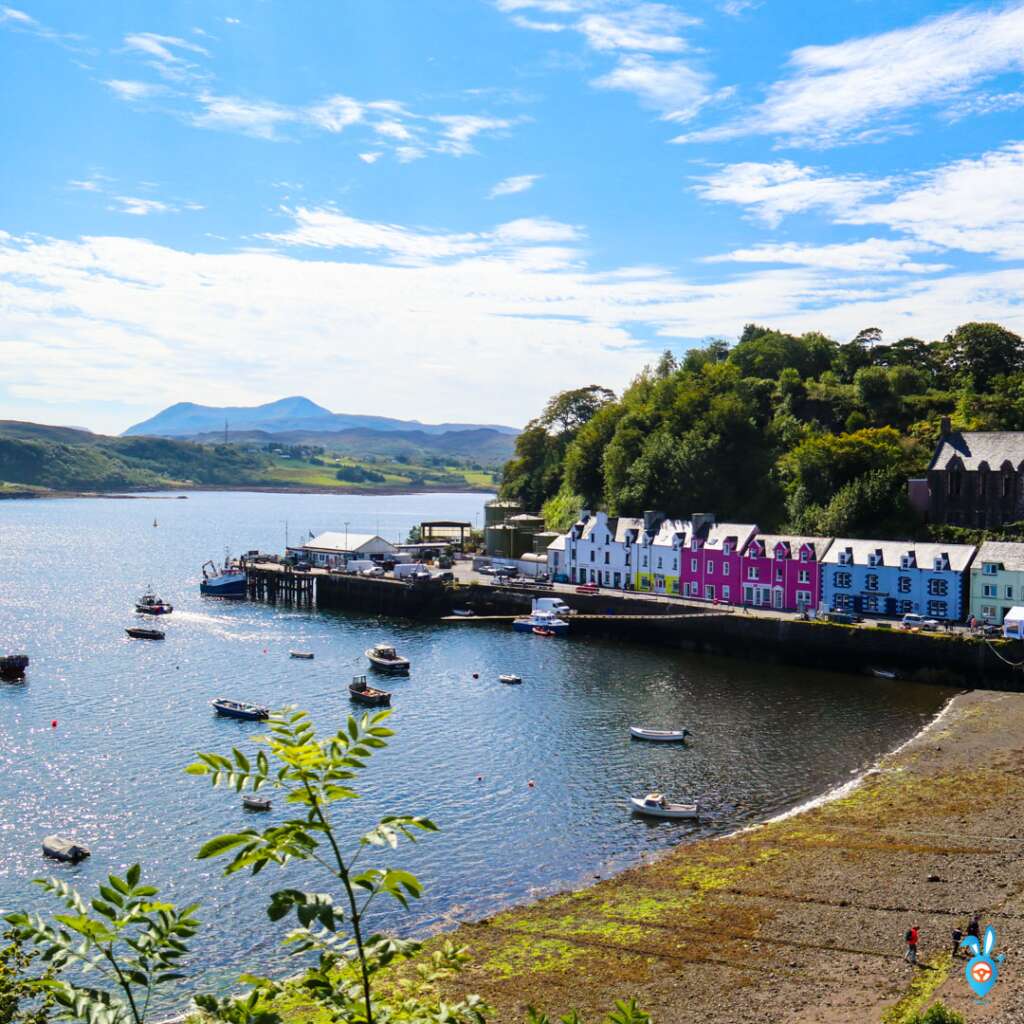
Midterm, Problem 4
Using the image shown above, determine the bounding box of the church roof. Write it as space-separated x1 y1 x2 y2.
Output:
929 431 1024 472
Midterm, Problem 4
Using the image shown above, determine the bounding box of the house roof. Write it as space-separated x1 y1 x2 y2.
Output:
975 541 1024 572
822 538 976 571
745 534 833 558
703 523 757 551
304 531 394 553
648 517 689 546
547 534 566 551
576 512 645 543
929 431 1024 472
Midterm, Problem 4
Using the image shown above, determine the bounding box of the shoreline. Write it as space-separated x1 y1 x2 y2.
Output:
0 483 497 500
428 688 1024 1023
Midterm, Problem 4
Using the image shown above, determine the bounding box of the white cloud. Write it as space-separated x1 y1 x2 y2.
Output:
685 2 1024 147
510 15 567 31
224 17 240 25
306 94 363 132
373 119 412 140
592 54 711 121
123 32 209 81
110 197 171 216
847 142 1024 260
0 6 33 24
432 114 518 155
488 173 541 198
68 178 103 192
719 0 759 15
577 4 697 53
693 160 891 227
706 238 947 274
104 79 166 101
358 152 383 164
191 92 298 139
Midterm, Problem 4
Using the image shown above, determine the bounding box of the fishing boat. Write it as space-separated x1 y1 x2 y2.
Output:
629 793 699 820
135 590 173 615
630 727 690 743
512 610 569 635
349 675 391 706
532 626 556 637
242 794 272 812
42 835 90 863
366 643 410 673
200 555 247 599
125 626 165 640
499 673 522 685
211 698 269 721
289 651 315 660
0 654 29 680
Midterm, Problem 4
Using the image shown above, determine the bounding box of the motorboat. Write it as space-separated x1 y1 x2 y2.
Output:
200 556 247 599
366 643 410 673
0 654 29 680
532 627 556 637
451 609 476 618
42 835 90 863
629 793 699 820
512 610 569 635
211 698 269 721
242 794 272 812
349 675 391 706
630 727 690 743
499 673 522 685
136 590 173 615
126 627 165 640
290 651 315 660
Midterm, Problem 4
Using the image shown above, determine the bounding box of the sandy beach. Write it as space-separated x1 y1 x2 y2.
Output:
438 688 1024 1023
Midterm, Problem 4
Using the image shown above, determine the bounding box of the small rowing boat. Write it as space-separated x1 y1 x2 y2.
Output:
349 675 391 706
366 643 410 673
499 673 522 685
532 627 556 637
629 793 699 820
451 609 476 618
211 698 269 721
629 726 690 742
242 794 272 812
289 651 315 660
126 627 165 640
0 654 29 679
42 835 90 863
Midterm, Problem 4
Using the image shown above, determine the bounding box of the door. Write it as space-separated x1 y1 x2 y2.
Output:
773 588 783 609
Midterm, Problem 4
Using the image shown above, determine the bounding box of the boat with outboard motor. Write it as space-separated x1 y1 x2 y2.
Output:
0 654 29 679
126 627 165 640
629 793 699 819
349 675 391 706
513 609 568 635
366 643 410 673
211 698 269 721
200 555 247 599
135 590 173 615
630 726 690 742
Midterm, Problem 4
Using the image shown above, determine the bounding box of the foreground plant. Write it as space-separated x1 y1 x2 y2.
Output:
4 868 198 1024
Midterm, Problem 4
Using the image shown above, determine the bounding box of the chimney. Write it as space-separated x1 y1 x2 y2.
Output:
643 509 664 532
690 512 716 537
940 415 951 438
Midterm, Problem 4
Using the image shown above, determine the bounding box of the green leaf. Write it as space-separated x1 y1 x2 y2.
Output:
197 833 253 859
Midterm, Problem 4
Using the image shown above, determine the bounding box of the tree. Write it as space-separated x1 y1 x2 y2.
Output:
539 386 615 435
946 322 1024 388
854 366 896 422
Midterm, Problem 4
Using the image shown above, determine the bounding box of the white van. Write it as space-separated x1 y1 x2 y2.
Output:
393 562 429 579
533 597 572 616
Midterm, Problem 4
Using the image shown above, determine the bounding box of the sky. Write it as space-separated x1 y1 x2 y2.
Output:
3 1 1024 433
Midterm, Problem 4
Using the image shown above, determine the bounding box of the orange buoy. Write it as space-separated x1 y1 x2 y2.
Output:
528 779 535 787
51 720 57 728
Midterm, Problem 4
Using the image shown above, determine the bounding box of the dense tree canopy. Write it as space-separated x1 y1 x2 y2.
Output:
500 321 1024 540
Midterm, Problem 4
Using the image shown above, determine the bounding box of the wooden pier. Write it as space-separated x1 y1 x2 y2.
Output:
245 564 316 607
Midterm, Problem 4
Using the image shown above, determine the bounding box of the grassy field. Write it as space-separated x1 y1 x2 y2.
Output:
261 456 497 490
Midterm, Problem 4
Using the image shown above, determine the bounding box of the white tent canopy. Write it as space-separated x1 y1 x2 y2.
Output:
1003 606 1024 639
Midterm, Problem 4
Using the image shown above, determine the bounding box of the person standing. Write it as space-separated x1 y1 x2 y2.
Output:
904 924 920 965
952 925 964 958
967 914 981 944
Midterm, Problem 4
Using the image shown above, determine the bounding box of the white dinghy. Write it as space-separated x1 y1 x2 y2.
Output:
630 726 690 742
629 792 699 820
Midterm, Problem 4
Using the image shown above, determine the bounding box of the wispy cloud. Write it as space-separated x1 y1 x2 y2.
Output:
592 55 713 121
358 152 384 164
679 2 1024 147
123 32 209 82
104 79 167 102
488 173 542 198
110 196 172 216
432 114 521 155
705 239 947 274
1 5 82 48
577 4 697 52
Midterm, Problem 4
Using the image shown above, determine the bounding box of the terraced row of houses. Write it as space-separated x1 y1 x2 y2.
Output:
544 509 1024 625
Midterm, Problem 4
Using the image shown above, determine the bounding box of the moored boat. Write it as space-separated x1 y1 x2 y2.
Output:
630 726 690 742
211 698 269 720
629 793 699 820
349 675 391 706
532 626 555 637
366 643 410 673
242 794 272 812
42 835 90 863
126 627 164 640
499 673 522 685
512 610 569 635
451 609 476 617
870 668 897 679
136 590 173 615
290 651 315 660
200 556 247 599
0 654 29 679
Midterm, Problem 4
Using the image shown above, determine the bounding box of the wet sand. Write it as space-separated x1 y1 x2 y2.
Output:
438 689 1024 1023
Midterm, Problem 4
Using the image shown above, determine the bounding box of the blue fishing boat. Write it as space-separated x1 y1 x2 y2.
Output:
200 556 247 598
512 610 569 635
211 698 269 721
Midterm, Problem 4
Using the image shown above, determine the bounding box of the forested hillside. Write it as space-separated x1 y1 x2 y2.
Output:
500 322 1024 539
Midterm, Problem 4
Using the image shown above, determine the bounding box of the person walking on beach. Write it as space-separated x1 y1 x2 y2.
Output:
952 925 964 958
904 925 920 965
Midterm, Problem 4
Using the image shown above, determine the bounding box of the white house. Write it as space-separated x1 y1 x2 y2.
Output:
634 512 691 594
546 533 567 581
288 531 396 569
563 510 644 588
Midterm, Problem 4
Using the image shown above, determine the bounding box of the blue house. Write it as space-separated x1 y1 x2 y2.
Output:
819 539 977 622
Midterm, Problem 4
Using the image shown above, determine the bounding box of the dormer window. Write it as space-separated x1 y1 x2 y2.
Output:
691 540 699 552
983 562 998 575
838 549 852 566
800 548 809 562
867 550 883 567
723 543 731 556
900 554 913 570
933 555 948 572
775 548 785 561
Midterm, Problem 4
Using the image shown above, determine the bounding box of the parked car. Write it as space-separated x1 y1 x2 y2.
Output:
576 582 599 594
434 571 454 582
361 566 385 577
408 570 432 582
494 566 519 578
901 612 941 631
477 566 496 576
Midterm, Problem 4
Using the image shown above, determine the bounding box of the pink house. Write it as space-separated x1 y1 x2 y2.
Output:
678 522 757 605
739 534 833 612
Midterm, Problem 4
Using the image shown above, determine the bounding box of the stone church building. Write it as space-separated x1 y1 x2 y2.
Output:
926 418 1024 527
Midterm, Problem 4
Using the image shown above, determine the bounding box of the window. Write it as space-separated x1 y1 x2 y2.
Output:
927 600 948 619
642 554 648 567
950 470 962 497
834 593 853 610
590 550 595 562
775 567 784 582
748 566 759 581
1004 474 1012 498
864 595 880 613
1007 586 1015 600
868 552 881 567
800 549 809 562
605 535 610 545
839 549 852 565
798 569 810 583
981 605 997 619
796 590 812 607
933 556 947 571
927 578 949 597
898 576 911 593
691 540 699 551
898 599 914 614
983 562 998 575
604 551 609 564
865 574 879 591
657 557 663 569
983 584 997 598
706 560 714 574
671 558 677 571
723 543 731 556
834 571 852 589
704 584 715 600
776 548 785 560
900 555 913 569
722 585 731 602
690 558 698 572
722 561 730 576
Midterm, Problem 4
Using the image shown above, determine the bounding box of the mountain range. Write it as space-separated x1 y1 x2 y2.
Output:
124 397 519 438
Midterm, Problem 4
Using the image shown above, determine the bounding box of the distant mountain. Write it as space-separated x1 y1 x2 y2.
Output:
124 397 519 438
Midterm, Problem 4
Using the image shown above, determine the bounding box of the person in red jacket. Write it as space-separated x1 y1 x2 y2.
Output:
904 924 920 964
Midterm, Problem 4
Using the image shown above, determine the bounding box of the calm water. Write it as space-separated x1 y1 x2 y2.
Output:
0 491 952 1003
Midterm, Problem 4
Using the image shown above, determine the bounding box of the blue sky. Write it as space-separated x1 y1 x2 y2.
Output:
3 0 1024 433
